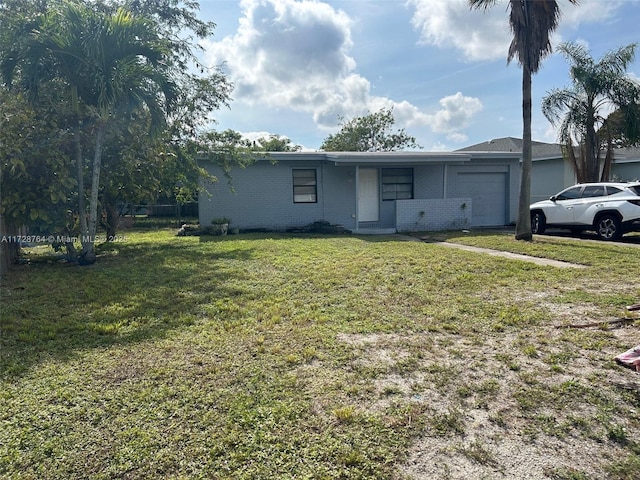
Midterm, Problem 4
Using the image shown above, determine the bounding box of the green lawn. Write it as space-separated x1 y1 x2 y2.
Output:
1 230 639 479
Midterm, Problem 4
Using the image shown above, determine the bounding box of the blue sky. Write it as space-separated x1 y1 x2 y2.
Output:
197 0 640 151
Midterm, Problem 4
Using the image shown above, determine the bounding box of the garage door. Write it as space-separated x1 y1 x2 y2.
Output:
453 172 507 227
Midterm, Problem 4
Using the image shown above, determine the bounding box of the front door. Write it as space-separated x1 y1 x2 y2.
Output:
358 168 379 222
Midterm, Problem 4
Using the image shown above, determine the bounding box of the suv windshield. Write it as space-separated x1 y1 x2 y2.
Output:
628 185 640 195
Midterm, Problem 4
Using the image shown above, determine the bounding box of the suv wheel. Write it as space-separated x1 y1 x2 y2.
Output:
595 214 622 240
531 211 546 234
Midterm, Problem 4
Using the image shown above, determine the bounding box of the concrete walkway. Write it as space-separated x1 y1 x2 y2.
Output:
426 240 587 268
393 234 586 268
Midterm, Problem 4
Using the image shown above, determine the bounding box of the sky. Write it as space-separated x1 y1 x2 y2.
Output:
197 0 640 152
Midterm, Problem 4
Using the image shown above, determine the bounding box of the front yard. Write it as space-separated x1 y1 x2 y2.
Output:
1 230 639 479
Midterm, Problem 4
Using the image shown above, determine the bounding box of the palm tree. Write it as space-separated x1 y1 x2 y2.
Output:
3 2 178 263
469 0 577 241
542 42 640 183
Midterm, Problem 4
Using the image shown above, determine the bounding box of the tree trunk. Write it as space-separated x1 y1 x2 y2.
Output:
0 215 21 279
515 64 533 241
600 131 614 182
585 105 599 182
82 118 107 265
65 240 78 262
103 196 118 240
74 119 88 243
71 88 89 249
0 214 16 280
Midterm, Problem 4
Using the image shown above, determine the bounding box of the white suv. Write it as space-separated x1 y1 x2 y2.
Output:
530 182 640 240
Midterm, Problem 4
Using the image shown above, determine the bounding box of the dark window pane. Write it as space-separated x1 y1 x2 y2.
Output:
556 187 582 200
293 169 317 203
381 168 413 201
582 186 605 197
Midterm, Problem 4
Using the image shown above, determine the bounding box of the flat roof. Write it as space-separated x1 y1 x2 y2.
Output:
256 151 518 163
198 150 521 165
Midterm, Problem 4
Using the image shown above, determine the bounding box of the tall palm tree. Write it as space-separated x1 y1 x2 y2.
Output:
469 0 577 241
3 2 178 263
542 42 640 183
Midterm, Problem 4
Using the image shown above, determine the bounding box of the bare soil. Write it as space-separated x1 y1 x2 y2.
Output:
338 297 640 479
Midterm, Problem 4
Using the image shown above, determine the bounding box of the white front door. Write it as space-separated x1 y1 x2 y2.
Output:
358 168 379 222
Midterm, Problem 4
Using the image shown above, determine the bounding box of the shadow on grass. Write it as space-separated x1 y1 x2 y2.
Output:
0 235 258 379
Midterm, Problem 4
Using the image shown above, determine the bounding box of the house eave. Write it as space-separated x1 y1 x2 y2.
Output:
327 151 477 166
197 150 521 166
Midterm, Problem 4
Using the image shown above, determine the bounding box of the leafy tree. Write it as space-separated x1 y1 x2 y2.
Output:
253 135 302 152
470 0 577 241
320 108 420 152
99 70 233 238
3 2 179 263
197 130 263 179
598 105 640 149
1 1 92 272
1 0 235 269
0 88 77 269
96 1 234 238
542 42 640 182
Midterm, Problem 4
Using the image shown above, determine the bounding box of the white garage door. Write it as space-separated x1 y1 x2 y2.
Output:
453 172 507 227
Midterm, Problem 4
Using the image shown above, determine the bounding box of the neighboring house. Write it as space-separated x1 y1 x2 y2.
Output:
457 137 640 202
611 146 640 182
199 151 520 233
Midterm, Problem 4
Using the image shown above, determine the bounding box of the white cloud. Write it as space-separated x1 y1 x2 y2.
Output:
425 92 483 141
560 0 624 27
240 131 281 142
204 0 359 123
203 0 484 144
407 0 509 61
407 0 624 62
429 141 449 152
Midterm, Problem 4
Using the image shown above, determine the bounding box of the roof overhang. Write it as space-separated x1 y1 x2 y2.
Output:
325 152 472 166
198 150 521 165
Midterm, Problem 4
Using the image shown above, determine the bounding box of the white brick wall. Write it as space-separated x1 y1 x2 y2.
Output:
396 198 472 232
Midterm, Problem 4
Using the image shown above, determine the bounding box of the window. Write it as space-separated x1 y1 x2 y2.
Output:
606 186 623 196
293 169 317 203
581 185 605 198
382 168 413 200
555 187 582 201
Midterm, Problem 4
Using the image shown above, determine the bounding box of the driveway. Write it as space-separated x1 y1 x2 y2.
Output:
542 228 640 247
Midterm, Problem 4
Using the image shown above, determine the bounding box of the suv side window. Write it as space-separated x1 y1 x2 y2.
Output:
582 185 605 197
556 187 582 200
605 186 622 195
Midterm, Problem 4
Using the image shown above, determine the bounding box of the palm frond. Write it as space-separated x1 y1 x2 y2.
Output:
468 0 499 11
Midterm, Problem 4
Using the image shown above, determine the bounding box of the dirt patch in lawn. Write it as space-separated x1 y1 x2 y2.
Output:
337 303 640 479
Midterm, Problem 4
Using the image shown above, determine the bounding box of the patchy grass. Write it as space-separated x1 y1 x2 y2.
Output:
1 229 639 479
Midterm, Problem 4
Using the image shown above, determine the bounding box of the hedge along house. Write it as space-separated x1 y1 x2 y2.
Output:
198 151 521 234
